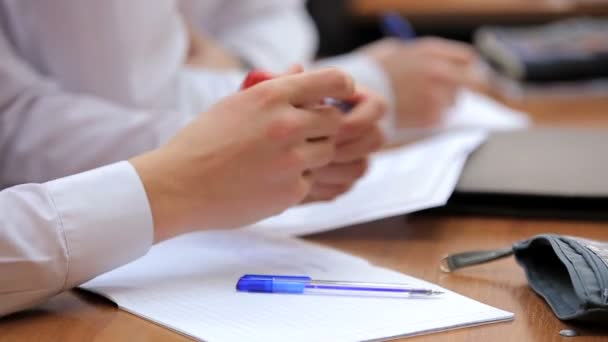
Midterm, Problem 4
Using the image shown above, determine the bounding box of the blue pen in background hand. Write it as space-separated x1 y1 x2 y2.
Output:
236 274 444 298
380 12 416 41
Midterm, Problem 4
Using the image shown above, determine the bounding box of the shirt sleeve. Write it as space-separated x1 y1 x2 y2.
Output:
1 0 245 117
180 1 400 142
0 17 189 186
183 0 319 72
0 162 153 317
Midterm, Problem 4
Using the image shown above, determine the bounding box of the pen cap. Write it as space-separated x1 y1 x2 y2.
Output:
240 70 274 90
236 274 311 294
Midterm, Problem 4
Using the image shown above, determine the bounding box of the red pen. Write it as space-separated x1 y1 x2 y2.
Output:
240 70 354 112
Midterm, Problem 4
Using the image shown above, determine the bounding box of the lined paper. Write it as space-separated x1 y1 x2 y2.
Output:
82 231 514 342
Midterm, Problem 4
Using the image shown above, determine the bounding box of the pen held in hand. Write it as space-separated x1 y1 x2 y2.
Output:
380 12 416 41
236 274 444 298
240 70 354 112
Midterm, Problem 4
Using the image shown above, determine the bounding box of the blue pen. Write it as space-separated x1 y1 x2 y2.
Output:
236 274 443 297
380 12 416 40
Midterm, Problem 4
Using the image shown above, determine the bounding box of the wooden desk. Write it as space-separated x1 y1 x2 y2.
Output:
351 0 608 25
2 97 608 341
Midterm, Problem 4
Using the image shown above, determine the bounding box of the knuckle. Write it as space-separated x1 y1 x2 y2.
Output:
283 149 305 172
325 68 355 94
321 143 337 165
254 83 284 107
267 115 302 141
293 179 312 203
426 64 446 80
342 119 361 135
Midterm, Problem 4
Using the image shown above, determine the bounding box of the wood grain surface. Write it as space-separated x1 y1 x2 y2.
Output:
2 95 608 341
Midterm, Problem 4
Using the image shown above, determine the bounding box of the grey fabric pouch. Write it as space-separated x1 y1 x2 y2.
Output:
443 234 608 323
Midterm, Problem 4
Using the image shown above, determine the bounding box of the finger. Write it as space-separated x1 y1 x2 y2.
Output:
306 182 353 202
294 172 315 203
312 159 369 184
334 127 384 163
294 139 336 170
279 68 356 106
418 38 478 65
285 64 304 75
299 105 344 139
337 93 386 144
268 105 342 142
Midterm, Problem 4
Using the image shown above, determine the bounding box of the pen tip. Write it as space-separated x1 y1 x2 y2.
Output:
432 290 445 295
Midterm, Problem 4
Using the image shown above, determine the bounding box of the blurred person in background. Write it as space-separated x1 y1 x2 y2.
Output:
2 0 479 144
180 0 482 134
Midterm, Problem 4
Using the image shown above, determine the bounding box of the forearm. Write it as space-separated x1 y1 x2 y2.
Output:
0 78 188 185
0 162 153 317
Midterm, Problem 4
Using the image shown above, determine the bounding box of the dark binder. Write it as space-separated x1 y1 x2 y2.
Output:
475 18 608 83
432 129 608 220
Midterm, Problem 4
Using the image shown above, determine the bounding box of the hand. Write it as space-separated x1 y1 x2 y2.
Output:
361 37 480 129
130 68 355 241
304 87 386 202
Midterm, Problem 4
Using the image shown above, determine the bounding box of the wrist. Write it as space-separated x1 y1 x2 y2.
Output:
129 150 187 242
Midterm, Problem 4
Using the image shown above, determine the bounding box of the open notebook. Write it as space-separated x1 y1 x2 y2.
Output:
81 231 514 342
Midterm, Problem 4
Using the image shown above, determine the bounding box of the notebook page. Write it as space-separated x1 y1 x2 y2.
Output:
245 131 486 236
442 90 530 131
388 90 529 144
82 231 514 342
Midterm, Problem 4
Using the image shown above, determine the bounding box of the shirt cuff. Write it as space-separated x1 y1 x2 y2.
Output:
45 161 154 289
315 53 401 144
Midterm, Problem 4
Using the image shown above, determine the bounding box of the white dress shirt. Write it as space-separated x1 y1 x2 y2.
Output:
0 162 154 317
0 3 200 185
0 19 158 317
0 0 393 317
1 0 397 171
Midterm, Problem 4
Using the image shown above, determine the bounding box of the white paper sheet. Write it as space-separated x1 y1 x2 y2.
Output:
82 231 514 342
442 90 530 131
387 90 530 143
245 90 529 237
245 131 486 236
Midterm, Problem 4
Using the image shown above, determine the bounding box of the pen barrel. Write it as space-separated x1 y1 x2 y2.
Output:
304 280 438 297
236 274 311 294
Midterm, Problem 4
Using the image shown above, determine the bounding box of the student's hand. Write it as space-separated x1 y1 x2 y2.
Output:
361 37 480 129
304 88 386 202
130 69 355 241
